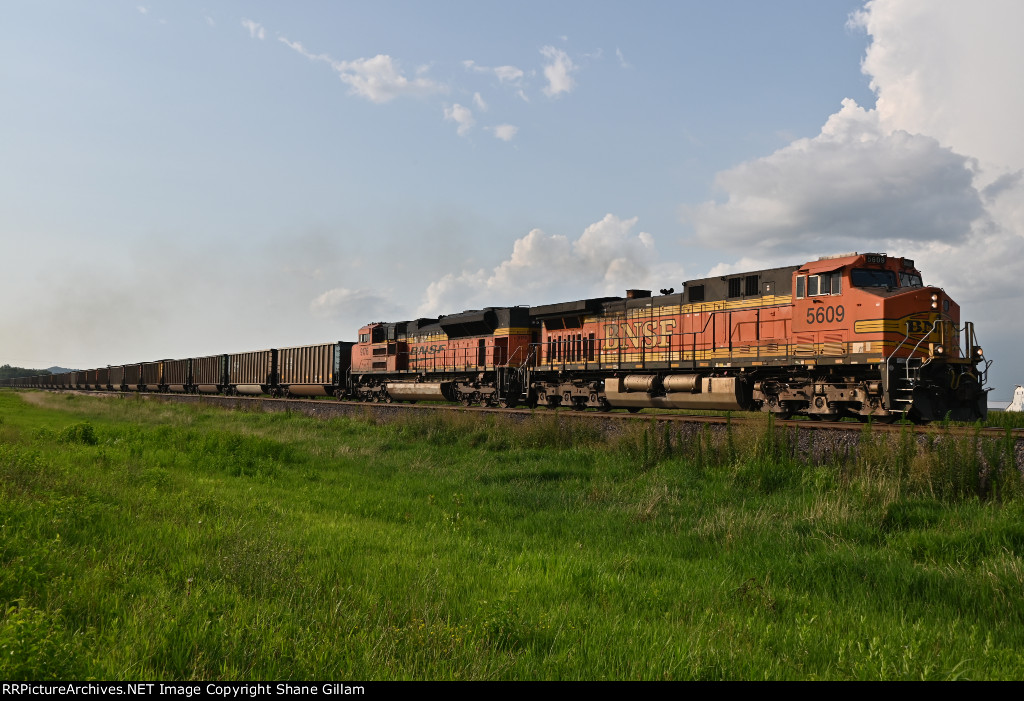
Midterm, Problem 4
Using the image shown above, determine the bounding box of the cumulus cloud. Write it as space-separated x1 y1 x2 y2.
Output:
310 287 394 320
443 104 475 136
843 0 1024 309
686 98 983 256
489 124 518 142
540 46 577 97
279 38 445 103
417 214 685 316
494 65 526 84
242 19 265 40
851 0 1024 179
472 92 487 111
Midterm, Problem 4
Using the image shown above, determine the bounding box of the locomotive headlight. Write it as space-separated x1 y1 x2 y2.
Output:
931 301 938 309
934 344 945 355
931 293 939 302
974 346 984 358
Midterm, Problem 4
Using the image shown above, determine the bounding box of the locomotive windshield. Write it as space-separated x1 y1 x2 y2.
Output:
851 268 897 288
900 272 923 287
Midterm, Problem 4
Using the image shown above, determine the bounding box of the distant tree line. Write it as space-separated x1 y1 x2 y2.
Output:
0 365 52 380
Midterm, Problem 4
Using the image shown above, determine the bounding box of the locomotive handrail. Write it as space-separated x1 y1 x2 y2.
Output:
886 318 936 369
680 311 718 363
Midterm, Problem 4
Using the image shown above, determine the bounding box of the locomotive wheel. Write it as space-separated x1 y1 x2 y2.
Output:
627 407 642 414
907 410 930 426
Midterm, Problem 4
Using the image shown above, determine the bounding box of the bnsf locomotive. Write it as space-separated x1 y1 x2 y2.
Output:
5 252 990 423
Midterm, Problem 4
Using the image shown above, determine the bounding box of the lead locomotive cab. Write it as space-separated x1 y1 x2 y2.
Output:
772 252 988 422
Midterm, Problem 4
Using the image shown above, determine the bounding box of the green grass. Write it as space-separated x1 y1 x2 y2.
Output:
2 389 1024 679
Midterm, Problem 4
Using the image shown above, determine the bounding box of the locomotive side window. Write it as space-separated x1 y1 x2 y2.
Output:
830 271 842 294
852 268 897 288
806 271 842 296
359 333 370 343
796 276 806 299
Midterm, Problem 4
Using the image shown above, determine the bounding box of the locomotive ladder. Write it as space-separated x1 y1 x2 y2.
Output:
496 348 536 405
886 319 941 413
888 357 924 412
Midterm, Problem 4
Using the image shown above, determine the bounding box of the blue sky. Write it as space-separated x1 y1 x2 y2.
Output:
3 1 1021 400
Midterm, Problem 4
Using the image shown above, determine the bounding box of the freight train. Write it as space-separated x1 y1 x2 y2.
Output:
3 252 991 423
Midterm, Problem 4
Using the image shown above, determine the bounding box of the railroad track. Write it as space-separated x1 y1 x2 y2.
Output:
29 388 1022 439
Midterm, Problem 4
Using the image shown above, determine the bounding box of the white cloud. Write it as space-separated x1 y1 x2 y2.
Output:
279 38 445 103
242 19 265 40
686 98 983 256
844 0 1024 318
489 124 518 142
310 287 393 320
615 48 631 68
472 92 487 111
540 46 577 97
137 6 148 15
204 15 215 27
494 65 525 84
443 103 475 136
851 0 1024 179
463 60 525 86
417 214 685 316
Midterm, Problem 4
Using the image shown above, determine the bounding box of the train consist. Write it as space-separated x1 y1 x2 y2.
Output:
4 252 991 422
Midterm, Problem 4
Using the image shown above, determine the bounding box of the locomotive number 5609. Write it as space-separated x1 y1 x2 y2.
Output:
806 305 845 324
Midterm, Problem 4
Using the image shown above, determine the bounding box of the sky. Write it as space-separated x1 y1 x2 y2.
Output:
2 1 1021 400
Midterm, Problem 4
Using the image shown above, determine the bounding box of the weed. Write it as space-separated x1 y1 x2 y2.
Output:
59 422 97 445
0 604 83 681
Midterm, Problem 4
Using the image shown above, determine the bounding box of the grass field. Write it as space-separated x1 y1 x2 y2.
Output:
2 389 1024 680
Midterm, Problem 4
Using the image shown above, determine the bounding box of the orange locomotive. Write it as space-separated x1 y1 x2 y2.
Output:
351 308 533 407
350 252 989 422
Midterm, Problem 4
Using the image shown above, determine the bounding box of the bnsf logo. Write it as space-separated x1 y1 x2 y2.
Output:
409 345 447 355
904 319 934 335
603 320 678 350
